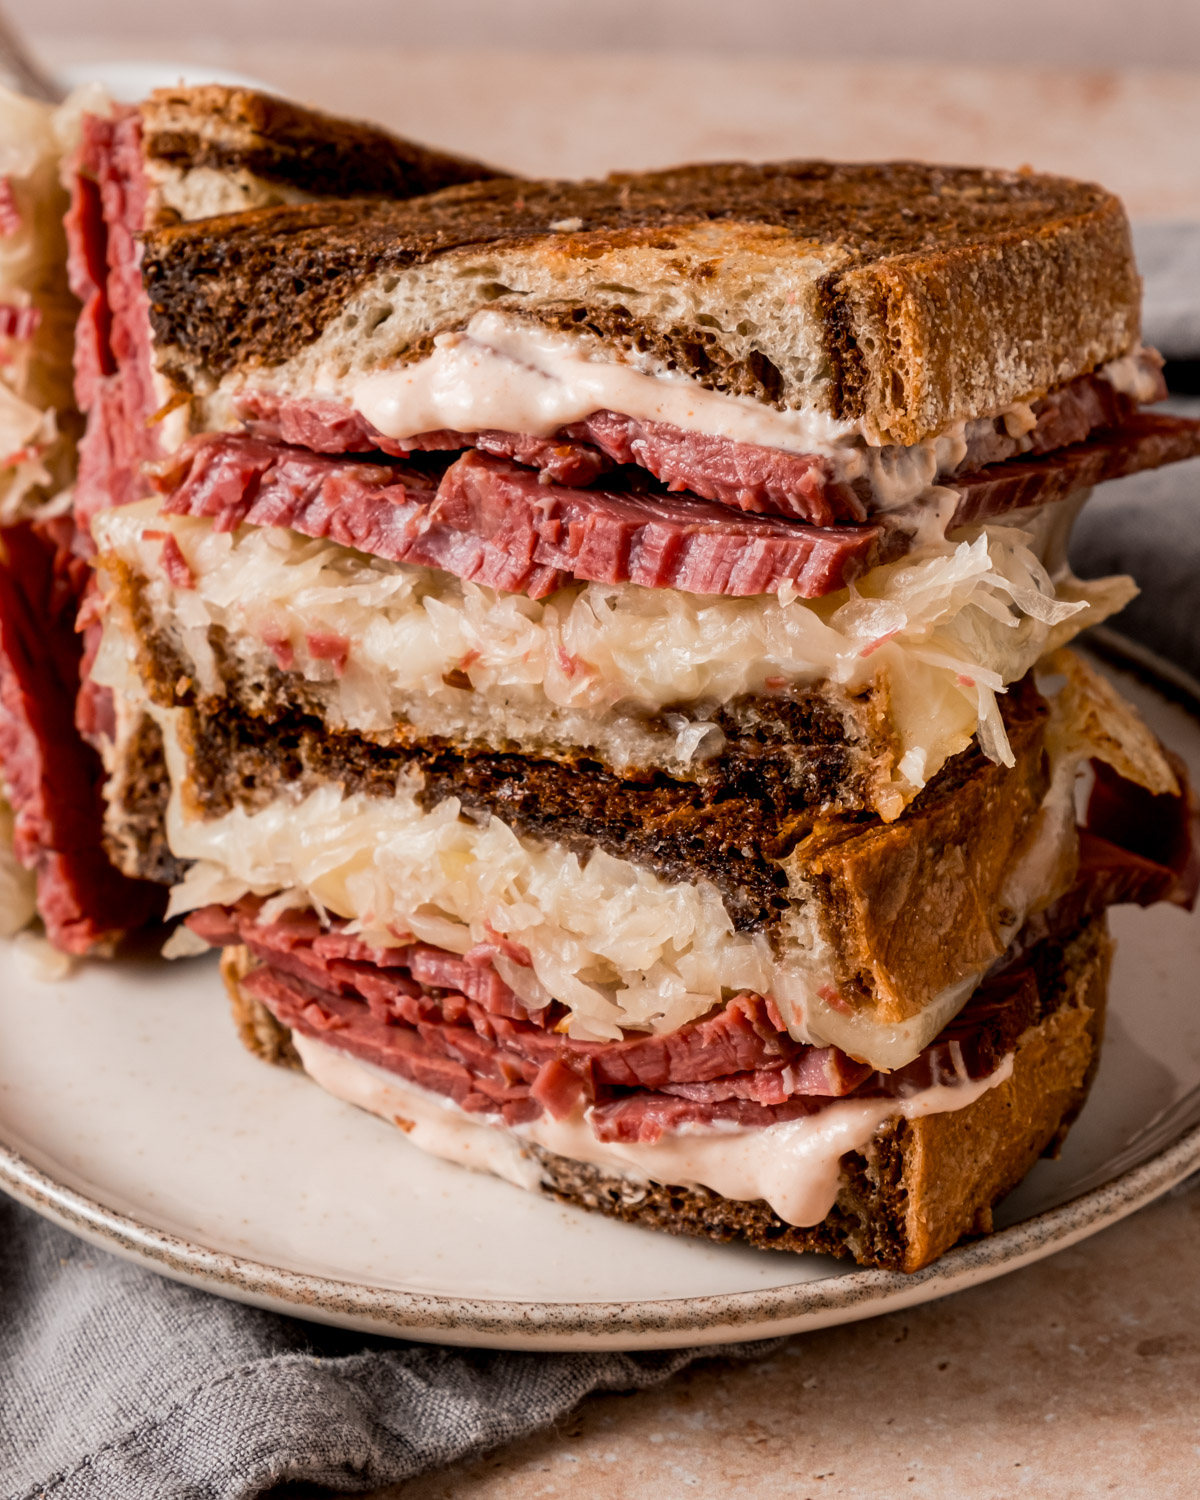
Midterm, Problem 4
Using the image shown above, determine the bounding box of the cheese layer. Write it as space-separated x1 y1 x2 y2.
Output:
294 1032 1014 1229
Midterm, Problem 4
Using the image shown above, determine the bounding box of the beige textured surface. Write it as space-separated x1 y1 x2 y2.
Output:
35 41 1200 220
379 1187 1200 1499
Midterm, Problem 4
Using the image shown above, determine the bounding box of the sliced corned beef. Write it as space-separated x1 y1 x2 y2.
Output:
66 107 158 535
189 758 1195 1142
155 436 889 600
0 519 165 951
949 413 1200 528
235 361 1166 525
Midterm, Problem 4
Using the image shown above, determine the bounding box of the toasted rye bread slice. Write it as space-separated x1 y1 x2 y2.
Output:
139 85 506 216
220 913 1110 1273
142 160 1140 444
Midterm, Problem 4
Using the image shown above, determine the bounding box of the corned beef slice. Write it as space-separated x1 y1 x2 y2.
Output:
192 775 1192 1143
235 365 1168 527
950 413 1200 527
237 391 866 524
158 415 1200 602
157 437 886 600
0 520 165 950
192 898 878 1135
66 107 157 534
414 453 884 597
200 911 1057 1141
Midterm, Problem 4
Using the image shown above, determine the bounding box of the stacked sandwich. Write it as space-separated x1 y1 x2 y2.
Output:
66 156 1200 1270
0 86 499 951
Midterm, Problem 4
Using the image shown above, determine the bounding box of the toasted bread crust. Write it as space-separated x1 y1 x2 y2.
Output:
139 85 505 201
799 682 1056 1022
222 947 302 1069
142 160 1139 441
222 913 1110 1271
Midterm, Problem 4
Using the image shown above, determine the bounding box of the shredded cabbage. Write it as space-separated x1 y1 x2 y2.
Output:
0 84 85 522
98 503 1133 814
160 751 782 1044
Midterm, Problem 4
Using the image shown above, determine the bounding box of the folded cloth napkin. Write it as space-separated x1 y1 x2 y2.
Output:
1133 222 1200 361
2 230 1198 1500
1070 395 1200 679
0 1197 783 1498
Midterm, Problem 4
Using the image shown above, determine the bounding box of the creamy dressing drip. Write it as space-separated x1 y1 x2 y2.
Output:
351 310 967 511
350 312 1156 514
294 1033 1015 1228
352 309 856 458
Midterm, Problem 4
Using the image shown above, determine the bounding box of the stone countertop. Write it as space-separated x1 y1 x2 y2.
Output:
38 39 1200 1495
387 1186 1200 1499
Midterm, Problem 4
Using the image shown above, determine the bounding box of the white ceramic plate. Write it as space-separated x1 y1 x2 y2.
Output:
2 639 1200 1351
56 61 272 102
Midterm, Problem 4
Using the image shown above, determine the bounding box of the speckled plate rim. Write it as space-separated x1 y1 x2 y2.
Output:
3 629 1199 1352
2 1114 1198 1351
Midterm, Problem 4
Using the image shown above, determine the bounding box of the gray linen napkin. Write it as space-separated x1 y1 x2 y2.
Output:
2 222 1199 1500
0 1197 782 1498
1070 396 1200 677
1133 222 1200 360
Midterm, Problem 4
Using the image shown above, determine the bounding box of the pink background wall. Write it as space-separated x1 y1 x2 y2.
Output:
16 0 1200 69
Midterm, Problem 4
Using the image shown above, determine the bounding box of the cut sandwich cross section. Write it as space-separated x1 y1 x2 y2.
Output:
126 636 1188 1067
189 699 1191 1272
43 141 1200 967
211 888 1118 1271
16 121 1200 1283
0 84 504 952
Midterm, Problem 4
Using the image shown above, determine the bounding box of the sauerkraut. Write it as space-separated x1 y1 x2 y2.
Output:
152 700 1079 1063
0 84 82 522
96 501 1134 815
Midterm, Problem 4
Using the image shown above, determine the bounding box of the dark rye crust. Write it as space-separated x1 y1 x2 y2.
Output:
139 86 506 202
166 676 1046 942
107 559 1048 951
222 913 1111 1272
141 160 1139 442
103 712 189 888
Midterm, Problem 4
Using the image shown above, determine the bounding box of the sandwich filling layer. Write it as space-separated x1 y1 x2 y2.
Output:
292 1035 1012 1230
267 311 1166 515
94 498 1130 809
205 901 1124 1228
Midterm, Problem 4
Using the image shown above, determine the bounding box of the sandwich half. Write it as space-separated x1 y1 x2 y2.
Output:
82 158 1200 1269
0 86 502 952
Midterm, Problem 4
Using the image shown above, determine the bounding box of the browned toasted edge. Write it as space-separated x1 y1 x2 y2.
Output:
218 912 1110 1272
99 561 1053 975
139 84 507 200
893 916 1110 1269
830 193 1140 442
140 159 1139 440
221 947 302 1070
794 674 1058 1021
